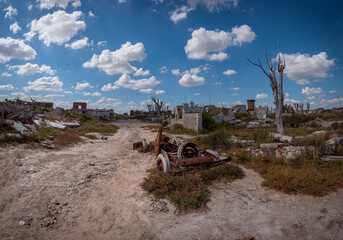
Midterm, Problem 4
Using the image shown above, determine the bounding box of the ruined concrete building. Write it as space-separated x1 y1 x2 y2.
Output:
0 99 53 123
247 99 255 114
71 102 114 120
87 109 114 121
169 106 203 132
233 105 247 113
72 102 87 114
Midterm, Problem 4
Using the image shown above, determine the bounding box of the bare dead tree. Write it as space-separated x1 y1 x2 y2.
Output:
248 43 286 134
151 97 164 117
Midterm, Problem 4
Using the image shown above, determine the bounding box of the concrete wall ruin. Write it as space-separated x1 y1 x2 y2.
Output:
183 112 202 133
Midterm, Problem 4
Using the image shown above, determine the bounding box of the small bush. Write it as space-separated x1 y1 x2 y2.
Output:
141 163 244 210
235 113 249 119
202 112 216 132
62 110 79 119
137 144 154 153
85 134 98 140
172 123 184 130
0 122 18 133
80 114 94 123
283 113 316 126
194 128 231 150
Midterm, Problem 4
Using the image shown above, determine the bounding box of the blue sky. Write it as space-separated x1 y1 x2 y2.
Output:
0 0 342 113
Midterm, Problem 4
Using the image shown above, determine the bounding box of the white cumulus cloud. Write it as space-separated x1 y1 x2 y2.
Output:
24 76 63 92
160 66 167 73
45 94 65 98
4 5 17 19
37 0 81 9
172 69 181 75
329 90 337 94
185 25 256 61
101 83 119 91
178 73 205 87
25 10 86 46
0 37 37 63
88 97 122 109
114 74 160 90
134 68 150 76
232 101 242 105
97 41 107 47
170 0 238 24
83 42 147 75
0 84 14 90
155 90 165 94
65 37 92 49
1 72 12 77
139 88 153 94
75 82 93 90
82 91 101 97
170 5 193 24
256 93 268 99
88 11 95 17
230 87 240 90
9 63 55 75
301 87 323 96
223 69 237 75
10 22 21 34
277 52 334 85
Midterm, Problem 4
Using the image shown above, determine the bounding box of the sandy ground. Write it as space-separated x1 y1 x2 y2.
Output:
1 119 343 240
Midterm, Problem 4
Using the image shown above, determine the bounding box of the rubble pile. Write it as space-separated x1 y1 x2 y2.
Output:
0 99 80 143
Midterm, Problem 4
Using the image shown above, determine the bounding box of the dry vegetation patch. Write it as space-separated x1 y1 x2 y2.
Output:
1 120 118 148
232 150 343 196
142 164 244 210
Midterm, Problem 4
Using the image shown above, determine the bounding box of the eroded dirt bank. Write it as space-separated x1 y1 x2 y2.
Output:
1 120 342 240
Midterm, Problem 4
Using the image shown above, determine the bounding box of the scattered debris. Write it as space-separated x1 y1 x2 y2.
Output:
270 133 294 143
149 198 169 212
321 156 343 162
18 221 25 226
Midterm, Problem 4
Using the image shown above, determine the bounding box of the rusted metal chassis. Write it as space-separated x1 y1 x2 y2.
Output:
162 150 230 166
155 126 228 167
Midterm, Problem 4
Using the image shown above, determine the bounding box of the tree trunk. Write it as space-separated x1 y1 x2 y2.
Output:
275 101 284 134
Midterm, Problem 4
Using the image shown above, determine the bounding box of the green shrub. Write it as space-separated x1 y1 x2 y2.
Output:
202 112 216 132
194 128 231 150
283 113 316 126
62 110 79 119
80 114 94 123
0 122 18 133
235 112 249 119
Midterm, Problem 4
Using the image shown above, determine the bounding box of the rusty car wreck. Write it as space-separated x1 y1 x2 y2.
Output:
134 126 231 173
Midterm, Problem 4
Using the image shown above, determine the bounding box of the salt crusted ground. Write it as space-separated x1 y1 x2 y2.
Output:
1 119 342 240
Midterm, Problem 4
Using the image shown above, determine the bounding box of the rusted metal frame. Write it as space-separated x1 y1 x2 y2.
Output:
154 126 163 157
174 156 216 166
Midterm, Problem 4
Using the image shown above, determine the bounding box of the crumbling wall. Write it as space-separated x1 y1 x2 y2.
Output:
87 109 114 120
183 113 202 133
253 108 267 120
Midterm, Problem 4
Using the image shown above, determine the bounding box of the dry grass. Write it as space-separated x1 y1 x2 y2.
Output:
1 120 117 148
232 150 343 196
141 163 244 210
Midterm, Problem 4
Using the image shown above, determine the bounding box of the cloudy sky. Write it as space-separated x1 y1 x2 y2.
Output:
0 0 342 112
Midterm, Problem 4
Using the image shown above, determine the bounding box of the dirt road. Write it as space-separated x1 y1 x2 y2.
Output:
1 120 342 240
